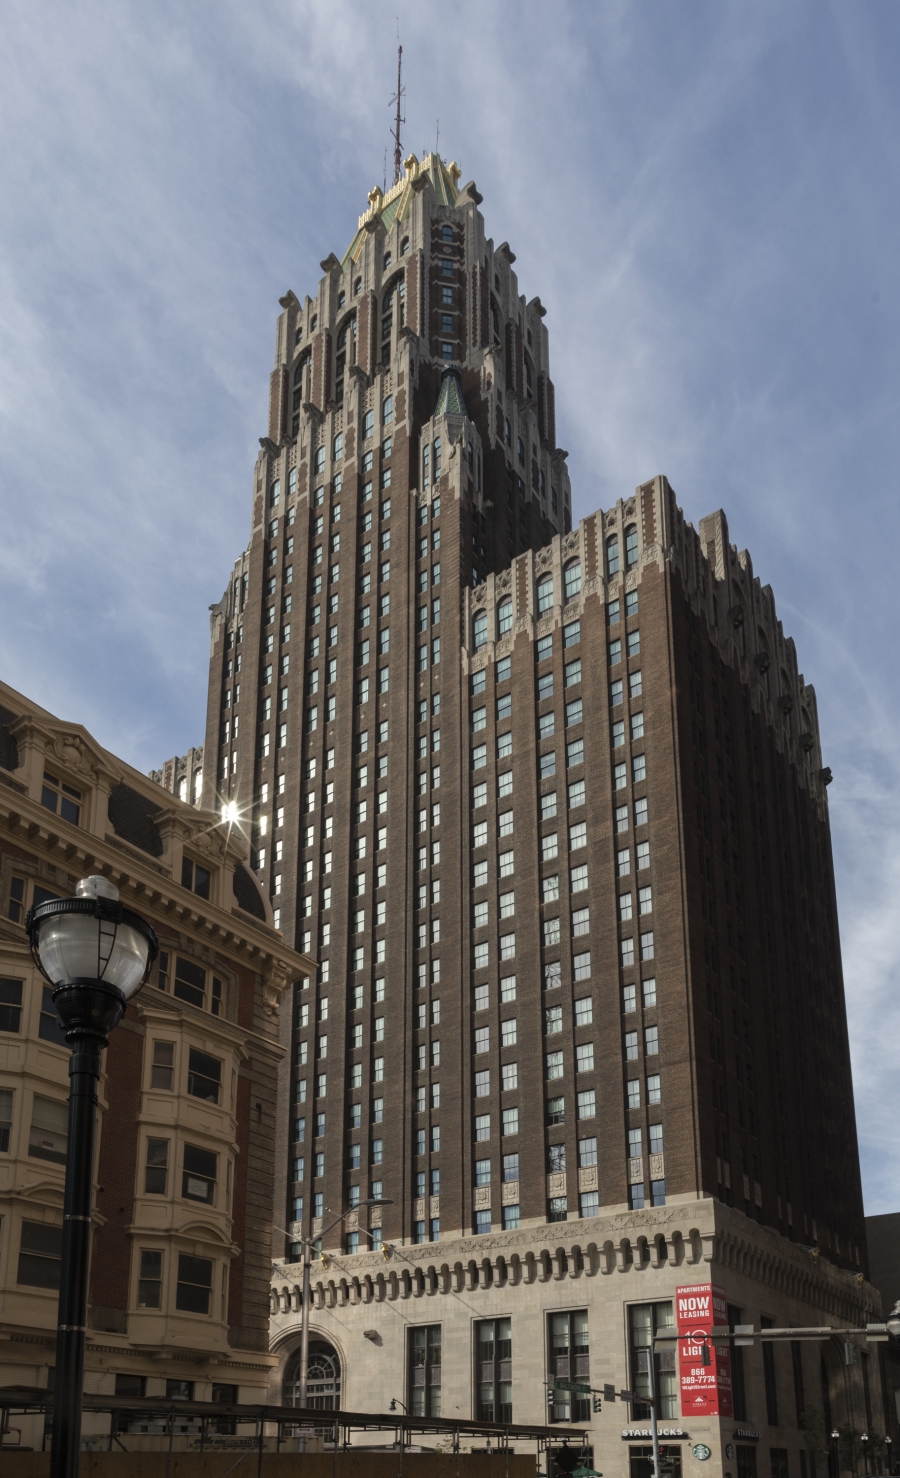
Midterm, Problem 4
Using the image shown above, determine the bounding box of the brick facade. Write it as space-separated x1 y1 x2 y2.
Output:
192 153 875 1463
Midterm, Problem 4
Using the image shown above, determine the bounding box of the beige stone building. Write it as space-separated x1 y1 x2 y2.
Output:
0 678 312 1450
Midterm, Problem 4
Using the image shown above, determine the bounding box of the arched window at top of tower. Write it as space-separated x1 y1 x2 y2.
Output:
310 314 318 331
354 276 362 296
490 297 501 346
338 290 346 309
441 224 454 242
401 236 410 256
624 524 639 570
383 251 392 271
336 312 356 351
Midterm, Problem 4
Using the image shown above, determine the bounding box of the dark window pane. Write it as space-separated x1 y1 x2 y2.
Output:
184 1144 217 1178
115 1374 145 1398
39 987 66 1045
0 978 23 1034
193 866 211 900
181 857 193 889
187 1048 221 1102
33 886 61 908
17 1221 63 1288
40 785 58 813
174 957 205 1008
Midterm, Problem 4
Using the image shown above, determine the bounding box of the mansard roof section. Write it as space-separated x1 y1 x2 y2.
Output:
342 152 463 268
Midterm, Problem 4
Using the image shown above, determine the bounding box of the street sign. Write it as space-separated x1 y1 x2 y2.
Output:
555 1380 592 1394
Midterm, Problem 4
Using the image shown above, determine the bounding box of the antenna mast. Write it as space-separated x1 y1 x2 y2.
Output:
389 42 405 185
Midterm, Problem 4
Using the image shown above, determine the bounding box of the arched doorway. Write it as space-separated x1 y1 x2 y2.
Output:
283 1339 342 1410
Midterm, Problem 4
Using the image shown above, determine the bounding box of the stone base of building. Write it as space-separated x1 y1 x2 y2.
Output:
270 1196 885 1478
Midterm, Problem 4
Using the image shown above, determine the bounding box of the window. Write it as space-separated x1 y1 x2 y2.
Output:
546 1005 563 1034
187 1048 222 1104
176 1253 213 1314
17 1220 63 1289
537 575 554 612
609 639 622 665
564 561 582 601
567 739 584 767
497 597 513 635
641 931 655 961
29 1096 68 1163
182 1143 217 1204
475 1114 490 1141
170 955 209 1010
138 1249 163 1308
637 840 650 869
606 536 619 576
409 1325 442 1417
625 525 639 569
180 857 211 900
573 951 591 981
549 1311 590 1422
629 1302 677 1418
543 918 560 947
473 610 488 649
40 771 82 825
628 630 641 658
0 973 22 1035
0 1087 12 1152
645 1025 659 1054
144 1138 169 1194
647 1073 661 1104
476 1318 512 1422
576 1043 594 1074
625 1031 638 1060
151 1041 174 1090
546 1050 564 1079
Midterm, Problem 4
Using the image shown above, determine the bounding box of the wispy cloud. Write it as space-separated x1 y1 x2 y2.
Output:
0 0 898 1209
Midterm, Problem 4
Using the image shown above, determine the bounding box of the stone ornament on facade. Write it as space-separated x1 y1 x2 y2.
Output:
473 1185 491 1209
562 600 582 623
514 614 530 634
579 1166 598 1191
495 569 512 593
536 617 553 637
582 575 603 598
561 532 580 558
535 546 553 572
495 637 513 657
547 1172 566 1197
501 1181 519 1206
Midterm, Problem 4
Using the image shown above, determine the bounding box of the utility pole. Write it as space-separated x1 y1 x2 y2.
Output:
389 42 405 184
644 1347 662 1478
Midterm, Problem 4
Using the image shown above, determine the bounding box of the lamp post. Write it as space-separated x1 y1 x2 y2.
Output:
26 876 157 1478
861 1436 869 1477
832 1430 841 1478
295 1200 392 1413
884 1435 892 1476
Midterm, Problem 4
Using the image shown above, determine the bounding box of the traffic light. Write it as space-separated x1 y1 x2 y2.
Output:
547 1389 555 1409
701 1343 711 1366
593 1396 603 1413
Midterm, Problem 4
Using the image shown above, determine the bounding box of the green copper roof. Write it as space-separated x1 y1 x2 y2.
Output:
435 369 466 419
341 153 462 270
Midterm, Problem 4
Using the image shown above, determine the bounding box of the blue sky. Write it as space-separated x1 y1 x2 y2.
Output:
1 1 898 1218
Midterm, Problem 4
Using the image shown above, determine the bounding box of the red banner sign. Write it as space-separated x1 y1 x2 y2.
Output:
675 1283 733 1418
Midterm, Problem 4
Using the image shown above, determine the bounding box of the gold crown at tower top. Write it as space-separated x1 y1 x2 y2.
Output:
359 153 462 229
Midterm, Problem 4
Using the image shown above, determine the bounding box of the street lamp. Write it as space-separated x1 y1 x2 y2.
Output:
26 876 157 1478
887 1302 900 1341
861 1435 869 1477
295 1199 393 1414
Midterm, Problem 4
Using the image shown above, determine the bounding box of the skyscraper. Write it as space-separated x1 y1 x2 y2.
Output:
197 153 880 1467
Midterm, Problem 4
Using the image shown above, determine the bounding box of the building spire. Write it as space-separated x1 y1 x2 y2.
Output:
389 41 405 185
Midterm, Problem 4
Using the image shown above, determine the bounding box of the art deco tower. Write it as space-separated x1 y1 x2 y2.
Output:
198 155 876 1457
